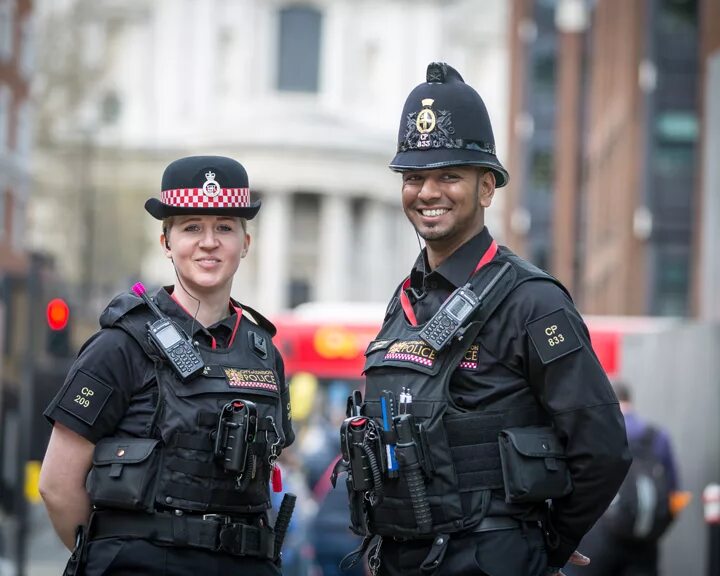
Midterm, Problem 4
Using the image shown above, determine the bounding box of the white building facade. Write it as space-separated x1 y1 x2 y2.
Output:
31 0 509 315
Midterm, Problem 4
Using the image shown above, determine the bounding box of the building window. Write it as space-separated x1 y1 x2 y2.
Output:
533 53 556 91
16 100 32 159
19 13 34 79
0 188 6 237
654 246 690 316
0 85 10 153
288 278 311 308
289 192 319 304
11 196 25 251
655 111 698 143
659 0 697 33
530 149 554 192
532 246 549 272
0 0 13 62
276 5 322 92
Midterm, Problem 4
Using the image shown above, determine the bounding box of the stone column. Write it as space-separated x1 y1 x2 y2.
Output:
357 198 393 301
255 190 290 314
316 194 352 301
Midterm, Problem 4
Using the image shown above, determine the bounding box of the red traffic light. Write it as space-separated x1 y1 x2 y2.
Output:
46 298 70 331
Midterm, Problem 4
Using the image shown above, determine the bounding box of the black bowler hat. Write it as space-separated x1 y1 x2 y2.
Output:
144 155 261 220
389 62 509 188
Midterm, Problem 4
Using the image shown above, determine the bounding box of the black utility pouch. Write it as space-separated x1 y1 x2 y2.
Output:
87 437 160 511
498 426 572 504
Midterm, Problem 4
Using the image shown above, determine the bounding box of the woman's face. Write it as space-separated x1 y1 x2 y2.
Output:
161 215 249 295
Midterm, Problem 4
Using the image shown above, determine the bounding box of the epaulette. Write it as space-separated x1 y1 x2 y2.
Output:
99 291 145 328
241 303 277 337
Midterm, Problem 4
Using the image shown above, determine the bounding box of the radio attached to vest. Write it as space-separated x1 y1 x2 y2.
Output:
132 282 205 382
214 399 258 475
418 263 515 352
418 283 481 351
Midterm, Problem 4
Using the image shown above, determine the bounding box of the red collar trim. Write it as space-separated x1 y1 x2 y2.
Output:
400 240 498 327
227 305 243 349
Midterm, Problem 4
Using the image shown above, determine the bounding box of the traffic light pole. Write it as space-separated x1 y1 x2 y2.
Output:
15 254 40 576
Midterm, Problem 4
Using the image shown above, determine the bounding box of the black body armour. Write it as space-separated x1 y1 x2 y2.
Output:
93 290 286 515
359 249 567 539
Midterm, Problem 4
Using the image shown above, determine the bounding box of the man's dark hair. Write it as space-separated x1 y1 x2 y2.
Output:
613 381 632 403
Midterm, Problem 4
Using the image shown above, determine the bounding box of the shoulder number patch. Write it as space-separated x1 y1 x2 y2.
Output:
526 309 583 365
58 370 113 425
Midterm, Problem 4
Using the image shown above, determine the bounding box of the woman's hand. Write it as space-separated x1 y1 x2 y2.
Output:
546 551 591 575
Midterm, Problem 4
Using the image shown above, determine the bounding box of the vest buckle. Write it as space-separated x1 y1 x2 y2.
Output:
203 513 231 525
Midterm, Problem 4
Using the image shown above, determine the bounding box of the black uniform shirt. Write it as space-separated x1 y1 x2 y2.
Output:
45 287 294 448
405 227 630 567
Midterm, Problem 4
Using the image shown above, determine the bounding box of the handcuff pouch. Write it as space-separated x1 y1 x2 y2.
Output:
498 426 572 503
87 437 160 511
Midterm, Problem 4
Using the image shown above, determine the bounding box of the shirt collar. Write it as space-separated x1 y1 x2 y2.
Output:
154 286 237 343
410 227 494 290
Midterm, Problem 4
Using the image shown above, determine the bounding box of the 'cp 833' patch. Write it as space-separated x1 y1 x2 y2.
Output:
58 370 113 426
526 309 583 365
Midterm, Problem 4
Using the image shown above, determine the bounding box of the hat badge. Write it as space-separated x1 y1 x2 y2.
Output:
202 170 220 198
416 99 437 135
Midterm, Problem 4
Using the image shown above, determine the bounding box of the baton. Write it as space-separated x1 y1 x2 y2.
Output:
274 492 296 559
394 414 432 533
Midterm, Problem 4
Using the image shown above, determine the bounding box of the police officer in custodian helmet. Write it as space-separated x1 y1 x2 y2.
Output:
334 63 631 576
40 156 295 575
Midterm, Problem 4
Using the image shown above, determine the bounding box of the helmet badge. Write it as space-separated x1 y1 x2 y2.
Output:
416 98 436 134
202 170 220 197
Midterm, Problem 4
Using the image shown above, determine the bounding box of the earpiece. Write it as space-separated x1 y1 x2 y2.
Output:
165 239 170 250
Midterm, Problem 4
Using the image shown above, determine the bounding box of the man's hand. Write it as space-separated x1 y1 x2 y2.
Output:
546 551 591 575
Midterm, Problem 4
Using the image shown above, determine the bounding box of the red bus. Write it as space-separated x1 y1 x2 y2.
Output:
273 304 628 384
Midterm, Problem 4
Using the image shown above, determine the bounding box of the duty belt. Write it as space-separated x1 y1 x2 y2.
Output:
89 510 275 559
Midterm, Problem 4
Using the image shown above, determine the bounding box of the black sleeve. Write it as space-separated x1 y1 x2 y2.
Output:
275 349 295 448
513 281 632 567
44 328 146 444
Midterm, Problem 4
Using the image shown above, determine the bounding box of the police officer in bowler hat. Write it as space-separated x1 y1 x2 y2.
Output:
40 156 294 575
337 63 631 576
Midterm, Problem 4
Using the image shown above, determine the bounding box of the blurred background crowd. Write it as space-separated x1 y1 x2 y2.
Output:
0 0 719 574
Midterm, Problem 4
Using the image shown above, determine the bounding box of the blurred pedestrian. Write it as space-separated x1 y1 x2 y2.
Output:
335 62 631 576
39 155 294 575
311 456 364 576
271 450 319 576
566 381 685 576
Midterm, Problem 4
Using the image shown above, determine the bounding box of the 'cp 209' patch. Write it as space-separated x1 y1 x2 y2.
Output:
526 309 583 365
58 370 113 426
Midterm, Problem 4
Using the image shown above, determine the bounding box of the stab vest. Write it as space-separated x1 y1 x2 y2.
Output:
94 289 286 515
361 248 568 538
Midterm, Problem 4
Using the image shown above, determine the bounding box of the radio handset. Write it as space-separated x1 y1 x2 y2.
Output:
418 262 513 352
132 282 205 383
418 285 481 352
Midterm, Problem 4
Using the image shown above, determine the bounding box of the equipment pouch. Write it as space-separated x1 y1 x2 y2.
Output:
498 426 572 504
87 437 160 511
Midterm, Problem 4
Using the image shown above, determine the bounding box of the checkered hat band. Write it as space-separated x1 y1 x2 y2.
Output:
161 188 251 208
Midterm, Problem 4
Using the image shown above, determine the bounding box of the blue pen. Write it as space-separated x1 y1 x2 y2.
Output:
381 391 399 477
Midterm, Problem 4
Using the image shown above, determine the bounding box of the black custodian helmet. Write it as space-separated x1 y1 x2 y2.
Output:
145 155 261 220
389 62 509 188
